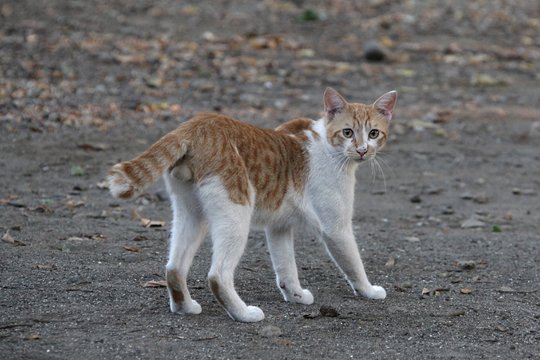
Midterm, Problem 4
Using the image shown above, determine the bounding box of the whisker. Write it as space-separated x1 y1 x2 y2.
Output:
372 158 387 192
373 154 395 178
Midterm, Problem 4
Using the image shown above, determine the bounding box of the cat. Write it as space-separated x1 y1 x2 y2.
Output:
108 87 397 322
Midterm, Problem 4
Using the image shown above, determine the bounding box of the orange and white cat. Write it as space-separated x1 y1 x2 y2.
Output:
108 88 397 322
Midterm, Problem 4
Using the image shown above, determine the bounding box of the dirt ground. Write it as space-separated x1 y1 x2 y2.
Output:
1 1 540 359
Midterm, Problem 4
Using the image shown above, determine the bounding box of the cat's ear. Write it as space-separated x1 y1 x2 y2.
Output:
324 87 347 121
373 90 398 121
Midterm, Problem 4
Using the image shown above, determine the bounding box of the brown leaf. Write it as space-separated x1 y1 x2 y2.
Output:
385 256 396 268
29 205 53 214
143 280 167 288
35 264 53 270
77 143 109 151
29 334 41 340
141 218 165 228
2 231 25 246
276 338 293 347
0 194 18 205
130 209 165 227
65 199 85 210
422 287 450 296
460 287 473 294
96 180 109 190
132 235 149 241
123 245 142 253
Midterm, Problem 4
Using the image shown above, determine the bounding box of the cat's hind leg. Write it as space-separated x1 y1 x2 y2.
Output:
198 177 264 323
164 174 207 315
265 226 313 305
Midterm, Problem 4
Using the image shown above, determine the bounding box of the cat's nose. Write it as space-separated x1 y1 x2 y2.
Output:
357 149 368 158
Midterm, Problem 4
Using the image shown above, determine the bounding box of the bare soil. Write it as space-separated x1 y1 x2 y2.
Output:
1 1 539 359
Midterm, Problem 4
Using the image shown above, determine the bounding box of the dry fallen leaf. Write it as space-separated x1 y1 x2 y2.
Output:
0 194 18 205
460 287 473 294
96 180 109 190
29 204 54 214
123 245 142 252
66 236 86 241
132 235 148 241
143 280 167 288
65 199 85 209
131 208 165 227
385 256 396 268
422 287 450 296
140 218 165 228
35 264 53 270
77 143 109 151
29 334 41 340
2 231 25 246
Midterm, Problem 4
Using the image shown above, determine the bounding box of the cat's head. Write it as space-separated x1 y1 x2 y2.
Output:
323 87 397 161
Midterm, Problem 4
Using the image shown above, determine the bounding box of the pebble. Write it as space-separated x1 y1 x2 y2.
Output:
363 41 387 62
441 206 455 215
530 121 540 137
426 186 444 195
456 260 476 270
259 325 282 337
515 189 538 196
460 192 474 200
410 195 422 203
405 236 420 242
473 193 489 204
320 306 339 318
461 218 485 228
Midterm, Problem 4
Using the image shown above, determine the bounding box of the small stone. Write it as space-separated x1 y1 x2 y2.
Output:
460 192 473 200
426 186 444 195
363 41 387 62
475 178 486 185
259 325 282 337
473 193 489 204
320 306 339 317
498 286 515 293
405 236 420 243
530 121 540 137
441 206 455 215
457 260 476 270
410 195 422 203
461 218 485 228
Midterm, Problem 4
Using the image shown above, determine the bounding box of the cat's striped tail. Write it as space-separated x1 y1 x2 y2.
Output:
108 129 188 199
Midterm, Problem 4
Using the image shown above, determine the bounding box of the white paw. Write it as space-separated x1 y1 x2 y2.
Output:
234 306 265 323
183 299 202 314
362 285 387 300
288 289 314 305
171 299 202 315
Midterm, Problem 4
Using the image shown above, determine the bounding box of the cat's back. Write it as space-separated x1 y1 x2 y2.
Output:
180 113 310 210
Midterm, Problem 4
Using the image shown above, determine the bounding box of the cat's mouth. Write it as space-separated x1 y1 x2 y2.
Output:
351 154 374 162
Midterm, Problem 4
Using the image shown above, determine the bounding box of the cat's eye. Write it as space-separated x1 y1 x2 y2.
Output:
342 128 354 138
368 129 380 139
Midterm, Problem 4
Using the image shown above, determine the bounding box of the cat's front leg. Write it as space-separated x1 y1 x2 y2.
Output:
265 226 314 305
321 226 386 300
